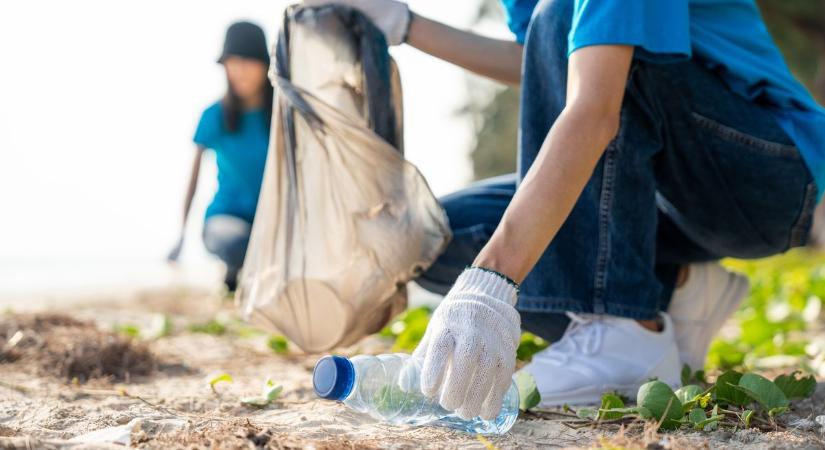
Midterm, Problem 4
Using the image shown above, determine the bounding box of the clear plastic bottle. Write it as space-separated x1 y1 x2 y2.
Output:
312 354 519 434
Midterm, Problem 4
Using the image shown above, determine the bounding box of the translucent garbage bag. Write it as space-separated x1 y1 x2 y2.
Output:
237 5 451 353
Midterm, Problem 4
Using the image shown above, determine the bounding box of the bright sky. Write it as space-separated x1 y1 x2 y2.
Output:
0 0 511 300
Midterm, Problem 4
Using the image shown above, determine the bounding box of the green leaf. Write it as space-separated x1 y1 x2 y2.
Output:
681 364 692 386
516 332 550 362
637 381 684 429
189 320 227 336
515 371 541 411
380 307 432 351
636 406 653 420
773 371 816 400
598 393 625 420
714 371 748 406
155 314 174 338
114 323 141 339
680 364 708 386
241 379 283 408
208 373 233 395
706 405 721 431
742 409 754 427
267 335 289 354
390 309 432 352
240 396 271 408
143 314 174 339
264 379 283 401
735 373 789 410
689 405 723 431
688 408 707 428
209 373 233 387
768 406 790 417
577 407 598 420
675 385 703 406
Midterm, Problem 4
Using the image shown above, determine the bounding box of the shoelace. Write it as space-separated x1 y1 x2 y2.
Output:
539 313 606 365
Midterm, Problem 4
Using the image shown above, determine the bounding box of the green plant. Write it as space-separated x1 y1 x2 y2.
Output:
707 250 825 371
267 335 289 354
113 315 173 340
208 373 233 396
523 365 817 432
150 314 174 338
189 319 228 336
516 332 549 362
381 250 825 373
514 371 541 411
113 323 141 339
241 379 283 408
379 307 432 352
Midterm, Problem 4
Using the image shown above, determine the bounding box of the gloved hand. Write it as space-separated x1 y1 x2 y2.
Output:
301 0 412 45
413 267 521 420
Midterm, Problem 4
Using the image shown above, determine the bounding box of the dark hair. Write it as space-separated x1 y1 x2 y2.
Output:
221 68 274 133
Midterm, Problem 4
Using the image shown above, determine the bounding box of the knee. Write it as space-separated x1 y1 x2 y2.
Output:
524 0 574 52
203 217 251 266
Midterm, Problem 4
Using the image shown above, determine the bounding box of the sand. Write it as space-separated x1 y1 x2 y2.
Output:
1 288 824 449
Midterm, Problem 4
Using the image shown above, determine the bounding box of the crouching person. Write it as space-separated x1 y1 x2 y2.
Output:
174 22 273 291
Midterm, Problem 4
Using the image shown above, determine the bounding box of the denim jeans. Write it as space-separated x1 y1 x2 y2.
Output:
202 214 252 287
417 0 817 343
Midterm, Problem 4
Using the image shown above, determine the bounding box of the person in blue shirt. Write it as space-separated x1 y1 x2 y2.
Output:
173 22 272 292
304 0 825 419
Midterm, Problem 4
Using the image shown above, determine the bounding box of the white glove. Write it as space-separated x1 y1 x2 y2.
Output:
301 0 412 46
413 267 521 420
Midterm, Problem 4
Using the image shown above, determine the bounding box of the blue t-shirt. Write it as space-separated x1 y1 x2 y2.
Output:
194 102 270 223
502 0 825 200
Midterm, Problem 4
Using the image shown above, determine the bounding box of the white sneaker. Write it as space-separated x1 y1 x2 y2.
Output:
520 312 681 407
667 262 750 370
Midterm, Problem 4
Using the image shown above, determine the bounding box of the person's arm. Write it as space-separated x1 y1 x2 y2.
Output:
167 145 204 262
413 45 634 420
474 45 634 281
181 145 204 226
301 0 523 85
406 13 523 85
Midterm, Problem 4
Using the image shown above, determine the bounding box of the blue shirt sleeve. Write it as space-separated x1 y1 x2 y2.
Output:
500 0 535 44
193 102 223 149
569 0 692 63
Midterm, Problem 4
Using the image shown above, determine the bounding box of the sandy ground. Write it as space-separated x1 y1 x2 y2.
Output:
1 289 825 450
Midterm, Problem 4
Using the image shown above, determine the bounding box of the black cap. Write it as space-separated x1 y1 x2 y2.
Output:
313 355 355 401
218 21 270 65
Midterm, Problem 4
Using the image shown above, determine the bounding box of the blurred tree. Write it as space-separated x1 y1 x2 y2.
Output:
757 0 825 102
465 86 520 180
757 0 825 246
463 0 519 180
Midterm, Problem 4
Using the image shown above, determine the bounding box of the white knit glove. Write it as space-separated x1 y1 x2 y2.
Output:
300 0 412 45
413 268 521 420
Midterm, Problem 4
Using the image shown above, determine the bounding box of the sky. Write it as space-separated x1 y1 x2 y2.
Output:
0 0 511 300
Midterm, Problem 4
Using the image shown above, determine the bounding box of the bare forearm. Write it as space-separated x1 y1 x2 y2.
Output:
182 147 203 224
474 109 619 282
406 13 523 85
472 45 633 283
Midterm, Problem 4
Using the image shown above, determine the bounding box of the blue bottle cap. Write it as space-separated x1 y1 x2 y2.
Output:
313 355 355 401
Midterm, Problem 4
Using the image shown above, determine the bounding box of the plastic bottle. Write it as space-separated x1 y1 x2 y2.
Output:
312 353 519 434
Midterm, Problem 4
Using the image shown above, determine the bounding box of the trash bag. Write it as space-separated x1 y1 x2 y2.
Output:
237 5 451 353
